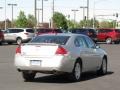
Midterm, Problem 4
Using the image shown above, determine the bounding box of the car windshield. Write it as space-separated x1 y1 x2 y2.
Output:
30 35 70 45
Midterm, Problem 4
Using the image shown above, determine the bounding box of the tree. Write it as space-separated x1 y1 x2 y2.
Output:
27 14 37 28
15 11 28 28
53 12 68 29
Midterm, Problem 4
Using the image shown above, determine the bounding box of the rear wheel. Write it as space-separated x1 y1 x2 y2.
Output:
106 38 112 44
16 38 22 45
22 71 36 81
97 58 107 75
70 61 81 82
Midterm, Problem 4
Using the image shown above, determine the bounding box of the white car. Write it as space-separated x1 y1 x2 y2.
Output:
14 34 108 81
4 28 35 44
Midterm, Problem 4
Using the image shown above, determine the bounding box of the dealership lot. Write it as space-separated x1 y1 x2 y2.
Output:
0 44 120 90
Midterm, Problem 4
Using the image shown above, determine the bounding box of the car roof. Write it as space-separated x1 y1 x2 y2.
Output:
97 28 115 30
7 28 33 30
38 33 87 37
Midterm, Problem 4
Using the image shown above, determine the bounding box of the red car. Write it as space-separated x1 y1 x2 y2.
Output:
97 28 120 44
35 28 63 36
0 30 4 45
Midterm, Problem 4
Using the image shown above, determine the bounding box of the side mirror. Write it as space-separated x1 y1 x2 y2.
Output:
96 45 100 49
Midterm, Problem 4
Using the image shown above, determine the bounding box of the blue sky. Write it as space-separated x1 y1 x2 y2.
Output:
0 0 120 22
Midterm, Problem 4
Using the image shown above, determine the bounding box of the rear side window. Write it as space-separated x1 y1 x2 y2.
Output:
89 29 96 34
54 29 62 33
98 29 113 33
31 36 70 45
115 29 120 33
7 29 24 33
26 29 34 33
74 36 87 48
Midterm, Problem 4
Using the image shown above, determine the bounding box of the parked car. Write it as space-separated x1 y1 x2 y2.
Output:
4 28 35 45
97 28 120 44
35 28 63 36
15 33 108 81
0 29 4 45
70 28 97 42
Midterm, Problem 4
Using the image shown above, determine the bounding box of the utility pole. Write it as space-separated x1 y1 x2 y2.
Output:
51 0 54 28
41 0 48 23
5 0 7 30
80 6 87 20
8 3 17 23
71 9 79 28
35 0 37 22
87 0 89 20
36 8 42 25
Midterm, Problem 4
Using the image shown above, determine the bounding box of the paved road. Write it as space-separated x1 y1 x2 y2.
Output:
0 44 120 90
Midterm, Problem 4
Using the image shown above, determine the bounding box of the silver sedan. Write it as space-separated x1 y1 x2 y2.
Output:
14 33 108 81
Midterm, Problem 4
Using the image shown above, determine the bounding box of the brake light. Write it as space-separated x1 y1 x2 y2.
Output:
56 46 67 55
24 33 29 35
16 46 21 54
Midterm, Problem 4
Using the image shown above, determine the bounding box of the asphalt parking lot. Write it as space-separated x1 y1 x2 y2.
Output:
0 44 120 90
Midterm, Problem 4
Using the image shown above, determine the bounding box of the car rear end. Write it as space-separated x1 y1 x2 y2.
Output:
15 35 73 74
22 28 35 42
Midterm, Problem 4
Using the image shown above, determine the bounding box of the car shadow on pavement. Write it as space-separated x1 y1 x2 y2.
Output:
28 71 114 83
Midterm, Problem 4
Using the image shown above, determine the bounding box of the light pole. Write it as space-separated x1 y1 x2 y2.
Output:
71 9 79 28
80 6 87 20
93 0 108 28
8 3 17 23
41 0 48 23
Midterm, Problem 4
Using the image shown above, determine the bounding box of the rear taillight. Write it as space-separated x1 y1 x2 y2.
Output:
55 46 67 55
16 46 21 54
24 33 29 35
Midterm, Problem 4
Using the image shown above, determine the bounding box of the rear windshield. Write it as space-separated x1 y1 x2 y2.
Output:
72 29 88 33
26 29 34 33
31 36 70 45
36 29 62 33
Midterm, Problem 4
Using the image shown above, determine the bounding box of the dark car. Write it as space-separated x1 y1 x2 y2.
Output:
0 30 4 45
35 28 63 36
70 28 97 42
97 28 120 44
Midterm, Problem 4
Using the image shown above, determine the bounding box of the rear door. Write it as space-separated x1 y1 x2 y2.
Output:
97 29 107 41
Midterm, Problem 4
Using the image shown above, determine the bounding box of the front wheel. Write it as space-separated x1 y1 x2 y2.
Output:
70 61 81 82
106 38 112 44
97 58 107 75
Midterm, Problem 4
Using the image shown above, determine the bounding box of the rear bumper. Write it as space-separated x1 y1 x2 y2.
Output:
14 54 74 73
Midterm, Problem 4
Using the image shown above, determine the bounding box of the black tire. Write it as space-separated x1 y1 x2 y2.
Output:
114 41 119 44
22 71 36 81
70 61 82 82
97 58 107 75
8 42 12 45
16 38 22 45
106 38 112 44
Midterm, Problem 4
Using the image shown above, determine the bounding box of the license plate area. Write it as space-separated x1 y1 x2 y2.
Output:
30 60 41 66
